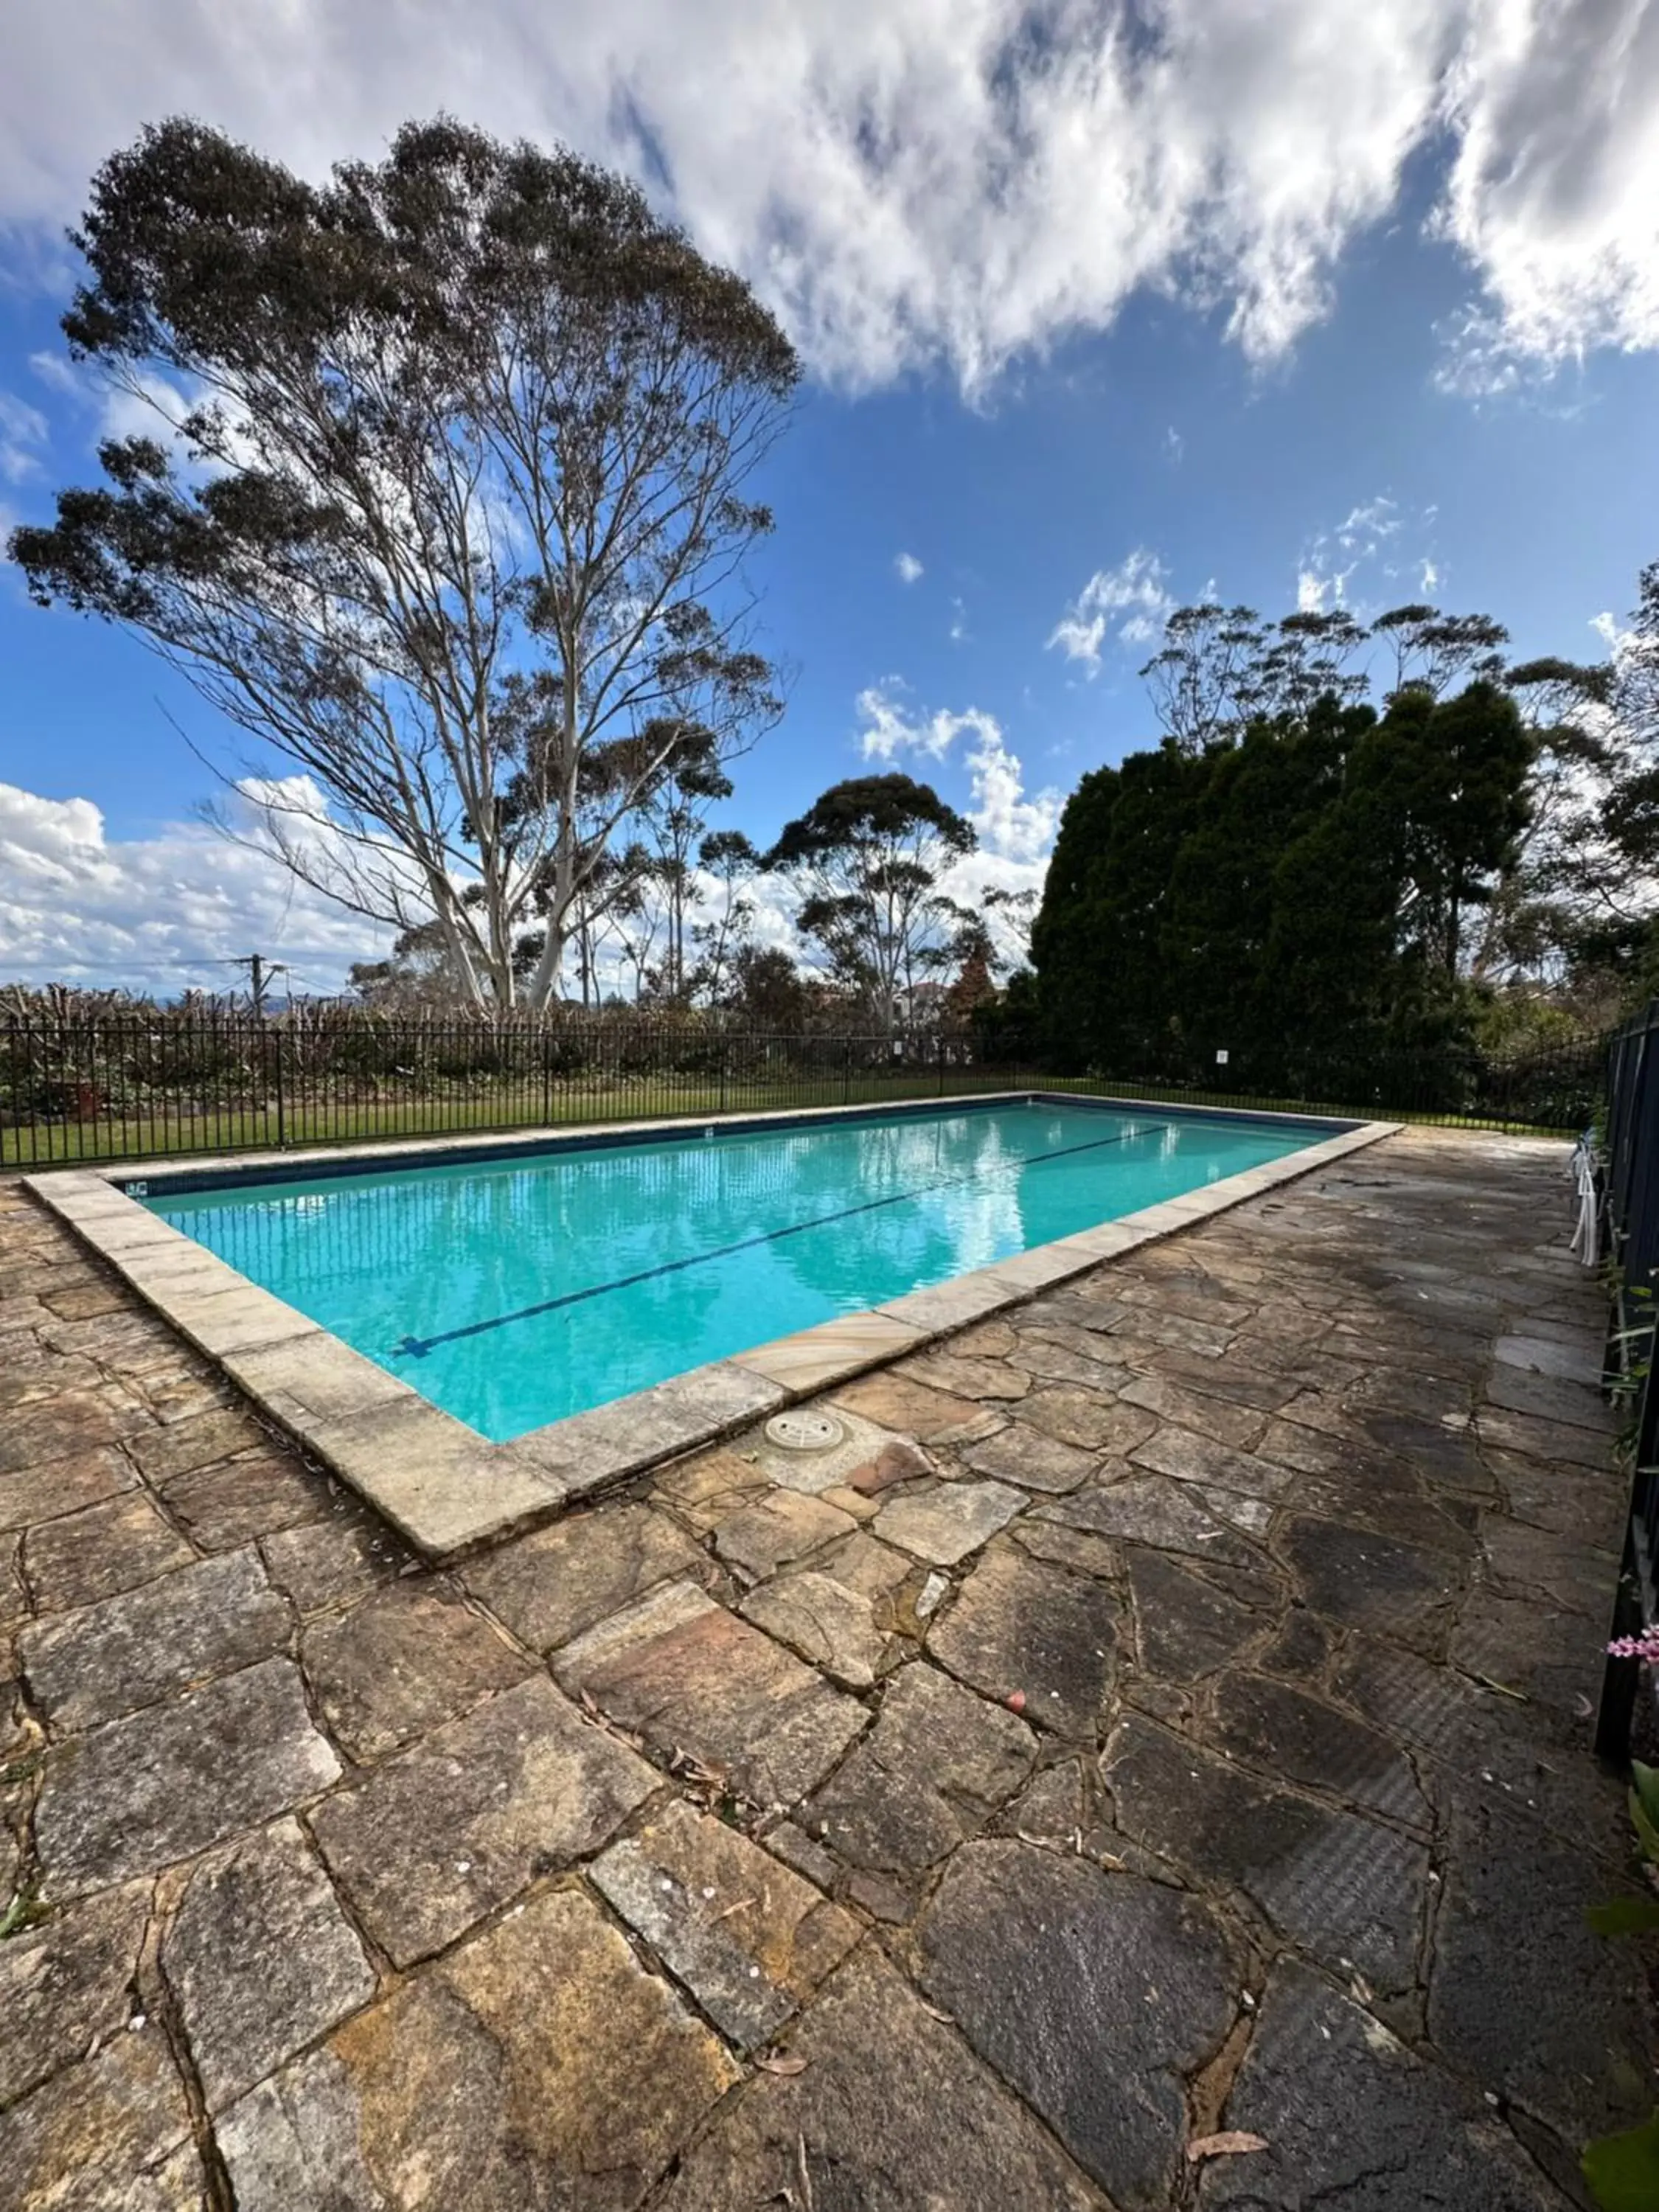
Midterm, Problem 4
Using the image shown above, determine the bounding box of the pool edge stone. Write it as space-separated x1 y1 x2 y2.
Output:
21 1107 1401 1561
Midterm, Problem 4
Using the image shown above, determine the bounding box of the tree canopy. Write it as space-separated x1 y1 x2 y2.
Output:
10 116 799 1009
766 773 978 1030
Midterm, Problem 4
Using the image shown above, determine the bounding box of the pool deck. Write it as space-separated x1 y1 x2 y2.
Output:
0 1127 1651 2208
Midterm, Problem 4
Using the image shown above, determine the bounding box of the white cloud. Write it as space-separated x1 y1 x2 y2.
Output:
1296 494 1439 615
1048 549 1175 675
0 4 1656 397
0 389 48 484
894 550 924 584
0 778 394 996
948 597 969 644
1164 425 1185 463
852 681 1059 955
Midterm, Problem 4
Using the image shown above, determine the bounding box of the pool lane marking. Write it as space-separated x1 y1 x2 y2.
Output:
391 1119 1174 1359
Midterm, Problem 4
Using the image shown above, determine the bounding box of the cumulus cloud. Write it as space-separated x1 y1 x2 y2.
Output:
894 551 924 584
1048 549 1176 674
0 778 394 996
0 3 1655 397
854 682 1060 956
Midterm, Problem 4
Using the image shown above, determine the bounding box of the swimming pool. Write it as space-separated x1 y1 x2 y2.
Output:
145 1096 1326 1441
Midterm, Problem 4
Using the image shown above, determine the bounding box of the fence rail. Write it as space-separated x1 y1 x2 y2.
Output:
1597 1000 1659 1758
0 1011 1610 1169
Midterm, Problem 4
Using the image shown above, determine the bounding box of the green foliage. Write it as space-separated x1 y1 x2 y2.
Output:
767 776 978 1029
1584 1896 1659 1938
1583 2112 1659 2211
1028 681 1534 1088
8 116 799 1009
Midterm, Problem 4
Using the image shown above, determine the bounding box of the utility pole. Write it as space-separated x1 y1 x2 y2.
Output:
226 953 287 1018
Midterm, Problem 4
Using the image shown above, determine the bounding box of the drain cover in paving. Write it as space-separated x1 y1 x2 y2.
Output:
765 1410 847 1453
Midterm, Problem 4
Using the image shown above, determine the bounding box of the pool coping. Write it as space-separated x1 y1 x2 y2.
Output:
23 1093 1400 1560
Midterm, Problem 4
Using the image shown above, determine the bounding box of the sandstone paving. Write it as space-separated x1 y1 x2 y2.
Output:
651 1947 1104 2211
1105 1712 1430 1994
553 1579 868 1809
217 1888 740 2212
919 1840 1238 2211
804 1660 1036 1883
24 1546 290 1738
0 1877 152 2108
21 1493 194 1615
156 1453 324 1552
871 1475 1024 1563
709 1486 856 1579
0 2028 205 2212
35 1657 341 1899
300 1579 529 1760
740 1529 912 1688
1198 1961 1563 2211
591 1798 859 2049
1426 1787 1658 2143
926 1538 1118 1738
257 1509 407 1614
0 1449 135 1535
460 1500 703 1652
309 1672 657 1966
160 1817 374 2112
1125 1547 1270 1683
0 1134 1650 2206
960 1419 1099 1492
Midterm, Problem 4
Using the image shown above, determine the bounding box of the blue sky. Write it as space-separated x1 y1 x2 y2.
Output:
2 0 1658 994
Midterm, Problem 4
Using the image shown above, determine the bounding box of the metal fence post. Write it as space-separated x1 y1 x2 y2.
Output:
273 1026 288 1149
843 1037 852 1107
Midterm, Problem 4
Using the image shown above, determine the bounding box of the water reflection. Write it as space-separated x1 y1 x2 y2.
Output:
153 1102 1307 1439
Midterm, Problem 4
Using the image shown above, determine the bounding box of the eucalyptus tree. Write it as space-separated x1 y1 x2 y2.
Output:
10 118 798 1008
767 775 977 1030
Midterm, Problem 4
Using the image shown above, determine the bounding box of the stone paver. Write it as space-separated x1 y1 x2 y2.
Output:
872 1476 1024 1563
0 1878 151 2108
1200 1961 1559 2210
218 1888 740 2212
0 1133 1647 2206
300 1580 529 1761
710 1486 856 1579
928 1539 1118 1736
161 1817 374 2110
654 1947 1102 2211
804 1660 1036 1882
21 1548 290 1733
921 1840 1237 2211
460 1501 701 1652
740 1529 912 1688
310 1673 656 1965
554 1579 868 1807
35 1657 341 1898
156 1455 324 1551
22 1493 194 1613
0 2030 203 2212
1106 1713 1429 1992
591 1798 858 2049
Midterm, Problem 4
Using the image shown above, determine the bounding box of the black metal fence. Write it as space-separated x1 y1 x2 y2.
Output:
0 1009 1610 1169
1597 1000 1659 1757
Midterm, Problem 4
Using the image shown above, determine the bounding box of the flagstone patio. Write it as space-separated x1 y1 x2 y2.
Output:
0 1128 1650 2209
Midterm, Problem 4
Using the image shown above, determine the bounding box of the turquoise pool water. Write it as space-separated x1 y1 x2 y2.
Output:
146 1098 1323 1441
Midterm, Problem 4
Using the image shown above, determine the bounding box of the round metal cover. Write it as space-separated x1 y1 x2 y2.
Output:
765 1409 846 1453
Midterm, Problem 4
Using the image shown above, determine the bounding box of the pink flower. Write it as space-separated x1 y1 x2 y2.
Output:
1607 1632 1659 1663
